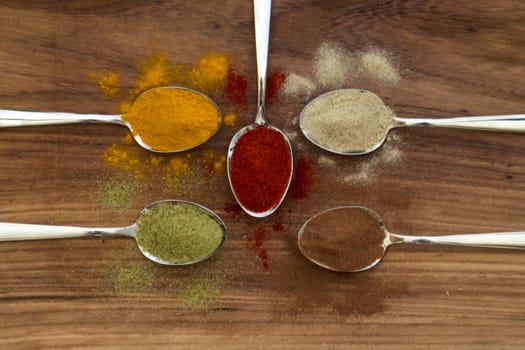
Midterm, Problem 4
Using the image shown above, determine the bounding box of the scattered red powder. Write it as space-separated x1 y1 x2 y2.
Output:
251 227 269 269
290 156 313 199
224 202 243 217
225 68 248 108
267 70 286 101
272 222 284 232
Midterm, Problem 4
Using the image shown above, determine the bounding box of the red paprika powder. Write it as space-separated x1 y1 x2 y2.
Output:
229 126 292 213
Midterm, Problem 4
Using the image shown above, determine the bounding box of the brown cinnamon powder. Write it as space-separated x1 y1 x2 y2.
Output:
298 206 386 272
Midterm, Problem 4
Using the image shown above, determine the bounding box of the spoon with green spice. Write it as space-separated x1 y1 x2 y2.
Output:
0 86 222 153
298 205 525 273
299 88 525 155
0 200 226 266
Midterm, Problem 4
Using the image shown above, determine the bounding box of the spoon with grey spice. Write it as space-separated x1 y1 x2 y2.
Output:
298 206 525 272
0 200 226 266
299 88 525 155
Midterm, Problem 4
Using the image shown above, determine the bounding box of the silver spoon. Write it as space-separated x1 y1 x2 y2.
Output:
0 86 221 153
298 205 525 272
299 88 525 155
226 0 293 218
0 199 226 266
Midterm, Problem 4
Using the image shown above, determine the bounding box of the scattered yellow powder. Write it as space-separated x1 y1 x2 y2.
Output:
222 111 237 127
359 47 401 83
168 155 191 176
213 155 226 172
186 52 229 92
88 69 120 98
103 143 140 170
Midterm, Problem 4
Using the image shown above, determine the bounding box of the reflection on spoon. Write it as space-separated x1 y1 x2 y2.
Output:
227 0 293 217
0 199 226 266
299 88 525 155
298 206 525 272
0 86 222 153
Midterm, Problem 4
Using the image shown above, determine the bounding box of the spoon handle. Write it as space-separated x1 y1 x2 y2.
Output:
0 109 123 128
0 222 133 241
253 0 271 125
394 114 525 133
391 231 525 249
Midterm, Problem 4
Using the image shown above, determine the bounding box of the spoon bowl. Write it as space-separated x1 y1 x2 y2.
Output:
0 86 222 153
299 88 525 155
0 199 227 266
298 205 525 272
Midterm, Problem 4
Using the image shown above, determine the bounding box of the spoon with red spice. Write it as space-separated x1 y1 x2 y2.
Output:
298 206 525 272
227 0 293 218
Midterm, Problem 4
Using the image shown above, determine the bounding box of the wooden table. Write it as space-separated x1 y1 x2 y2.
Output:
1 1 524 348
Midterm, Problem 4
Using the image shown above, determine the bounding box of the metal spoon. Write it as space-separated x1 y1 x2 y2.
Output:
299 88 525 155
0 199 226 266
0 86 221 153
298 205 525 272
226 0 293 218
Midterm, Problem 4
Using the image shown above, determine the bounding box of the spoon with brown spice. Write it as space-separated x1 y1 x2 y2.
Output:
0 86 221 153
299 88 525 155
0 200 226 266
298 206 525 272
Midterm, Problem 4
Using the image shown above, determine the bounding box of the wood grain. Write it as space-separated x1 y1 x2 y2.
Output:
0 0 525 349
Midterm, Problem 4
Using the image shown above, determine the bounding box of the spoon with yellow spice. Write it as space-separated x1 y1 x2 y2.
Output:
0 200 226 266
0 86 222 152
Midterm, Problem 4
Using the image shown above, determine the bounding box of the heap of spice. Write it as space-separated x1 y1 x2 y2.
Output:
228 126 292 214
135 202 225 264
300 89 394 153
298 206 386 272
122 87 221 152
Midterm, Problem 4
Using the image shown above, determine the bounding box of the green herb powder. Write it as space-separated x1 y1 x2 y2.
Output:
135 202 224 264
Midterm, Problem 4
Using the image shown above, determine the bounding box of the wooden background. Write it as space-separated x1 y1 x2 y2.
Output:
1 0 525 348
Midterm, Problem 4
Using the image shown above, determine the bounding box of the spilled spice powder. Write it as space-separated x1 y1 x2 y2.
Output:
225 68 248 107
180 273 222 307
88 69 120 98
103 143 139 170
359 47 401 83
313 42 352 88
224 202 243 217
267 70 287 101
97 176 142 210
290 156 313 199
222 111 237 127
186 52 229 92
251 227 269 269
282 73 316 100
109 264 155 294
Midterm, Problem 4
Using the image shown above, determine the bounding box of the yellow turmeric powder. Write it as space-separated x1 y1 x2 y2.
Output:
186 52 229 92
122 87 221 152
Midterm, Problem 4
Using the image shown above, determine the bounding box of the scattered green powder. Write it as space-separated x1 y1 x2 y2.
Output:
359 47 401 83
136 202 224 264
281 73 316 100
180 273 222 307
97 176 142 210
301 89 394 153
317 155 335 167
313 42 352 88
109 264 155 294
